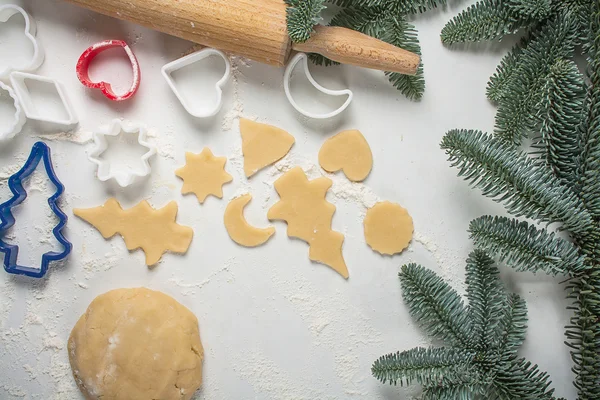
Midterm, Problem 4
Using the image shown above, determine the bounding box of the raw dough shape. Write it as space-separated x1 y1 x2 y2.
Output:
319 129 373 182
175 148 233 203
68 288 204 400
240 118 295 177
224 194 275 247
267 167 348 278
364 201 414 255
74 198 193 265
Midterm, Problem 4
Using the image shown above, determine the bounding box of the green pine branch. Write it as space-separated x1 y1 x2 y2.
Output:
399 263 471 347
285 0 327 43
375 258 557 398
332 0 448 15
441 0 528 45
505 0 551 21
487 41 524 103
469 215 587 275
440 129 593 234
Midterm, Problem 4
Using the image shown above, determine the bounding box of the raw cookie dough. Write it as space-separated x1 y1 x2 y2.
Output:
74 198 193 265
224 194 275 247
268 167 348 278
318 130 373 182
364 201 414 255
175 148 233 203
240 118 295 177
68 288 203 400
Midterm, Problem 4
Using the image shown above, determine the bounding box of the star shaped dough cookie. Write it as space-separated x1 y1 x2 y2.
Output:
175 148 233 203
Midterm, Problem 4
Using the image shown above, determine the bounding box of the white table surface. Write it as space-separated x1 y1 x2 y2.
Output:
0 0 575 399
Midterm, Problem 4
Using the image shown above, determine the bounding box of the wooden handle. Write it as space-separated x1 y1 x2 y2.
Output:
64 0 292 66
292 26 420 75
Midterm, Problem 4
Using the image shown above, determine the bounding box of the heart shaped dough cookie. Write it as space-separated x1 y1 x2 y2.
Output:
318 130 373 182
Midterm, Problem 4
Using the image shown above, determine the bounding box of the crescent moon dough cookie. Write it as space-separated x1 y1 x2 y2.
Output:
224 194 275 247
68 288 204 400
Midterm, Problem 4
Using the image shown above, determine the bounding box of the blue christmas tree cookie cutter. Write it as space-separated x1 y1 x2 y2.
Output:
0 141 72 278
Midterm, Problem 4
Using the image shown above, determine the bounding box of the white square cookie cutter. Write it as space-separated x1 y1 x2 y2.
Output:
284 53 353 120
0 4 45 79
9 72 78 127
161 48 231 118
88 119 157 187
0 81 26 141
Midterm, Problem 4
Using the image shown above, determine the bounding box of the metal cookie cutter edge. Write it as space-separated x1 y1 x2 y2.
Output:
10 72 79 127
284 53 353 120
0 4 45 79
0 141 72 278
161 48 231 118
88 119 157 187
0 81 26 141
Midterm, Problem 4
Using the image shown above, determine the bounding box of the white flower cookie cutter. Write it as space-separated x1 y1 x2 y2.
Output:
9 72 78 127
161 48 231 118
0 4 45 79
0 81 26 141
88 119 157 187
284 53 353 120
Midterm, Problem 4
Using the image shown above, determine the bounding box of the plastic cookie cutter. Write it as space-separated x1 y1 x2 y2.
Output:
0 142 72 278
9 72 78 127
0 81 26 141
284 53 353 119
76 40 141 101
0 4 45 79
161 48 231 118
88 119 157 187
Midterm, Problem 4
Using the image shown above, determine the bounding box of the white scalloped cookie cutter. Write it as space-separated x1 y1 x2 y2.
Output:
0 4 45 79
10 72 78 127
0 81 26 141
161 48 231 118
88 119 157 187
284 53 353 119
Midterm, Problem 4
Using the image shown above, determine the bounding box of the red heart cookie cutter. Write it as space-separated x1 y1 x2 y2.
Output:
76 40 141 102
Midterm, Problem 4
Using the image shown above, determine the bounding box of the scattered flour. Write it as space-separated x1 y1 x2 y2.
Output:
222 56 252 131
35 130 93 145
168 263 234 296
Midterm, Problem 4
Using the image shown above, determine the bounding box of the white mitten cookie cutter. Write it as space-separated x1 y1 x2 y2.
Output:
0 81 26 141
9 72 78 127
0 4 45 79
284 53 353 119
161 48 231 118
88 119 157 187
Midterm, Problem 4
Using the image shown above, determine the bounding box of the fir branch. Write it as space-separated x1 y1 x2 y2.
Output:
469 215 587 275
505 0 551 21
371 347 476 386
465 250 505 352
493 358 556 399
332 0 448 15
538 59 586 186
399 264 471 347
494 14 578 144
497 293 527 357
422 381 487 399
487 42 523 103
440 129 593 234
441 0 526 45
285 0 327 43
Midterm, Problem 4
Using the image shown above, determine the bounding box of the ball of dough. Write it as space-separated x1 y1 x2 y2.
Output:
68 288 203 400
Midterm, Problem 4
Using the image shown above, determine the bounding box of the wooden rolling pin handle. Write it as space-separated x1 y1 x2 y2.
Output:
292 26 421 76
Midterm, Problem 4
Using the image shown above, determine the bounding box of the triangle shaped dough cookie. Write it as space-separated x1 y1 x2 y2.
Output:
240 118 295 178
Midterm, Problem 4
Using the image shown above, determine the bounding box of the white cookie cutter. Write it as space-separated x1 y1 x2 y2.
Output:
0 4 45 79
0 81 26 141
88 119 157 187
284 53 353 119
161 48 231 118
9 72 78 127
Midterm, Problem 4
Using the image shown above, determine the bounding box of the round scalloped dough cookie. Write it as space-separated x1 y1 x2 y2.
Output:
364 201 414 255
68 288 203 400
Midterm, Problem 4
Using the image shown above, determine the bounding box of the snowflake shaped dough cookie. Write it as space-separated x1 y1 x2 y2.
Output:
175 148 233 203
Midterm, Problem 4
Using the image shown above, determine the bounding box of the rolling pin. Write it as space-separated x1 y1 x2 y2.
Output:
63 0 420 75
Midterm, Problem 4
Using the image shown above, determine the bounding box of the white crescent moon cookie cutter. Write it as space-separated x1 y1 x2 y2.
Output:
0 81 26 141
284 53 353 120
9 72 78 127
161 48 231 118
88 119 157 187
0 4 45 79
